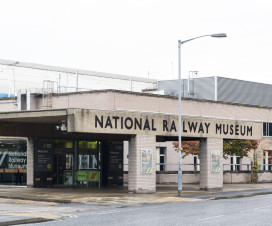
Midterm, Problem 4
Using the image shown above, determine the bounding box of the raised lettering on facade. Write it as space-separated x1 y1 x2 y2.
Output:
94 115 254 137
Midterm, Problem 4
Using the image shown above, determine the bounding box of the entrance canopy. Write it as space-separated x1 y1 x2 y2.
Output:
0 108 263 140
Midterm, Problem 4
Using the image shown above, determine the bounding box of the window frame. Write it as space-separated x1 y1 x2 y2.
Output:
262 122 272 137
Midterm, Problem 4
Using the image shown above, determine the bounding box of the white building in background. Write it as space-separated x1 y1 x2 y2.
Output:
0 59 157 96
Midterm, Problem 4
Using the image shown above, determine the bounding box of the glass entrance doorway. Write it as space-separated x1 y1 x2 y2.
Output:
101 141 123 186
76 141 100 187
34 139 124 188
53 150 73 185
53 140 74 186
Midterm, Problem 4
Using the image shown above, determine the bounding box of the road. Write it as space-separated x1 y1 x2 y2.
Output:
0 194 272 225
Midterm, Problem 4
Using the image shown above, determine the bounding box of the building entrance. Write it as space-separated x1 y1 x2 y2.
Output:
34 139 124 188
101 142 123 186
53 149 73 186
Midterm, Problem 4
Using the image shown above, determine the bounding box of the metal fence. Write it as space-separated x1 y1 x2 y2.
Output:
223 164 272 172
153 163 272 173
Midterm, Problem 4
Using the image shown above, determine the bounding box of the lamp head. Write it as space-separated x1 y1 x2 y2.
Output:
211 33 227 38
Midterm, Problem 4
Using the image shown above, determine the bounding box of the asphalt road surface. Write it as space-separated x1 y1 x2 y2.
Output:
1 194 272 226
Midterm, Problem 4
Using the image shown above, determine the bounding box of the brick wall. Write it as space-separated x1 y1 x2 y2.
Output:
200 138 223 191
128 135 156 193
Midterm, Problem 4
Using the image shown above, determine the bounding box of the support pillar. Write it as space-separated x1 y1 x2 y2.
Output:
73 140 78 187
27 137 34 187
200 138 223 191
128 134 156 194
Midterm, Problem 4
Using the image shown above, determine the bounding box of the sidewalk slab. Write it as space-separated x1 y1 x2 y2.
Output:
0 184 271 205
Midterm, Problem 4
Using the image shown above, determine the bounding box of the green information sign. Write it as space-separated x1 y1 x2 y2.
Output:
77 171 87 181
76 170 99 182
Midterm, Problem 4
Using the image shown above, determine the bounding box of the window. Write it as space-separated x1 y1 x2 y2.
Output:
156 147 166 171
230 156 241 171
54 140 73 149
263 150 272 171
78 154 98 169
78 141 99 170
269 151 272 171
0 139 27 185
236 157 241 171
263 122 272 137
193 155 200 171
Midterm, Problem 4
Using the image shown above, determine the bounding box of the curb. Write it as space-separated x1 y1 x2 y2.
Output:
0 190 272 205
0 195 72 204
208 191 272 200
0 217 51 226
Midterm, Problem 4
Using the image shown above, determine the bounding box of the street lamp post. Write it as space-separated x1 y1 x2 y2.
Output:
177 33 227 196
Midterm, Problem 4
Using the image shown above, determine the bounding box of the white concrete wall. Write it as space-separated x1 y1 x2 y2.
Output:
128 135 157 193
124 172 272 184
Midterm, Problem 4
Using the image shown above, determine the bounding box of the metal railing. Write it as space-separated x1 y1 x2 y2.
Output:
223 164 272 172
124 163 272 173
156 163 200 172
223 164 251 172
258 164 272 171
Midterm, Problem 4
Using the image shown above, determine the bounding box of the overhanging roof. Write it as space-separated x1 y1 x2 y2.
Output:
0 108 263 140
0 109 68 124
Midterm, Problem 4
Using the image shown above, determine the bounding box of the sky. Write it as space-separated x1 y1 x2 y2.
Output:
0 0 272 83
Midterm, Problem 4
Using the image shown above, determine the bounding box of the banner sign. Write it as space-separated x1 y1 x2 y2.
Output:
211 150 221 173
87 170 99 182
76 170 99 182
76 171 87 181
141 149 152 174
35 140 53 172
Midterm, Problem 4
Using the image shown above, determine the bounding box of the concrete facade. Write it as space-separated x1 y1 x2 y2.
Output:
200 138 223 191
0 90 271 192
1 59 272 193
128 135 156 193
26 137 34 187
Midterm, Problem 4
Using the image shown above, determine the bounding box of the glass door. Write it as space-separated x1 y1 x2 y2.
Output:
77 141 100 187
53 149 73 186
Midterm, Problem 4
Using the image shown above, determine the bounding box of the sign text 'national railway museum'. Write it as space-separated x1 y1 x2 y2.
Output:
71 109 262 140
74 111 262 140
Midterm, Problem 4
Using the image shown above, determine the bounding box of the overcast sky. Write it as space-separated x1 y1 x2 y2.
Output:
0 0 272 83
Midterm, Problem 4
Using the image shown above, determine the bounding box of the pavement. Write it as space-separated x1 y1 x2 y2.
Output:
0 183 272 225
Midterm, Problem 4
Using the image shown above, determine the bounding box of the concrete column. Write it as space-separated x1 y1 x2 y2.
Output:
200 138 223 191
73 140 78 187
128 134 156 194
27 137 34 187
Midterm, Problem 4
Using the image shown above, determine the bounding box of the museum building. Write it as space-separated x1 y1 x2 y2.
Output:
0 60 271 193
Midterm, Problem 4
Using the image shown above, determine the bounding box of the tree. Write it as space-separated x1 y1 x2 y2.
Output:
248 139 272 183
173 139 268 183
173 139 259 159
173 141 199 158
223 140 259 159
